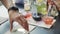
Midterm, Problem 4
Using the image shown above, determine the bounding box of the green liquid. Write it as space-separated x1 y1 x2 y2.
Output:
36 3 47 15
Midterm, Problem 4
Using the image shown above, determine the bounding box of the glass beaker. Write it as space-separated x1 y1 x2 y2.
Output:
36 0 47 15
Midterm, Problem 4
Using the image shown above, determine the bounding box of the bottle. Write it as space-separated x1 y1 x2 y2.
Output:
50 5 58 17
31 0 42 21
24 0 31 11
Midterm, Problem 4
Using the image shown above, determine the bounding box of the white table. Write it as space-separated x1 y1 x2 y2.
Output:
0 5 36 34
0 6 53 34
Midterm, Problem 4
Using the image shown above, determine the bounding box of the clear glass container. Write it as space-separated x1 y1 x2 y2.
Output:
36 0 47 15
50 5 58 17
24 0 31 11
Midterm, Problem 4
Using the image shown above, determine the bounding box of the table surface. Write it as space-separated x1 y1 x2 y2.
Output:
4 21 36 34
0 5 60 34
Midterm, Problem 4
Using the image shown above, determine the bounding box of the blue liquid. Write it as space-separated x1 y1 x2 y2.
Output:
15 3 24 8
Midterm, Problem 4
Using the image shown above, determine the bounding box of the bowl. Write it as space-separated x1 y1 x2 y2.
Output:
33 13 42 21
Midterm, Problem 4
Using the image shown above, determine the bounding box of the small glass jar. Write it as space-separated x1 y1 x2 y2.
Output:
24 0 31 11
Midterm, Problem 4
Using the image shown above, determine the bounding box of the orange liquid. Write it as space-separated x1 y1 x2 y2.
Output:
43 17 53 25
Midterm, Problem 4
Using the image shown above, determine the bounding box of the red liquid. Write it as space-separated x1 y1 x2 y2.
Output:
24 13 32 18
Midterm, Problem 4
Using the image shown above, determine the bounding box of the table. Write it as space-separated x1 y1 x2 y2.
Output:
0 5 36 34
0 5 60 34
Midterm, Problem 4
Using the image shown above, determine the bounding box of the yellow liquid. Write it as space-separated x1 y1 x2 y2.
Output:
24 4 30 11
37 0 43 3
